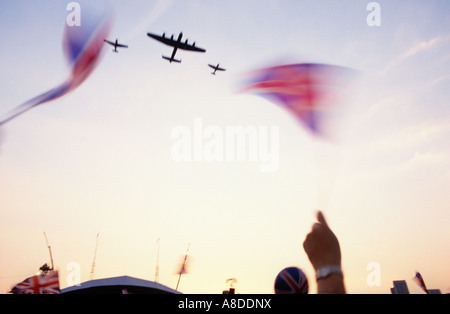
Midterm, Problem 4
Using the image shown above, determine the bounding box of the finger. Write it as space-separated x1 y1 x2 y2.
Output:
312 222 322 232
317 211 329 229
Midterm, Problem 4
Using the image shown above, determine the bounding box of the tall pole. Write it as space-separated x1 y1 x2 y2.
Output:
89 233 100 281
43 232 54 271
155 238 160 283
176 243 190 291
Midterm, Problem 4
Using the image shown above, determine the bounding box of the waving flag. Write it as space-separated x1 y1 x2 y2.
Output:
0 7 112 126
239 63 355 138
10 271 60 294
175 244 191 291
413 272 428 294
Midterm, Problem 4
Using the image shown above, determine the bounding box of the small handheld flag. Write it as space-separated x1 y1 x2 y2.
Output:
0 6 112 126
239 63 356 139
175 243 190 291
413 272 428 294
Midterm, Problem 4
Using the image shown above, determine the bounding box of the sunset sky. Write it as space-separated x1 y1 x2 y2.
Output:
1 0 449 294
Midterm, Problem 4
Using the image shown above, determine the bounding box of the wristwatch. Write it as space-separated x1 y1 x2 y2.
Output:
316 265 343 281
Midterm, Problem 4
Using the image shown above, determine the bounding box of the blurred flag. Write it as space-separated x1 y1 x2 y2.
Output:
177 253 190 275
239 63 355 138
63 7 113 91
175 244 191 291
413 272 428 294
11 271 60 294
178 262 188 275
0 5 112 126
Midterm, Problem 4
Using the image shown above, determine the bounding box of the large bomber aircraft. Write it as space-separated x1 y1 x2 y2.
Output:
147 32 206 63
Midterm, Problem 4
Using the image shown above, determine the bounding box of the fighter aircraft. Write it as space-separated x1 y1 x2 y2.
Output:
104 39 128 52
208 63 226 75
147 32 206 63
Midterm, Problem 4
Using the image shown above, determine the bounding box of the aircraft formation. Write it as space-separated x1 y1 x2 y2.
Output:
104 31 226 75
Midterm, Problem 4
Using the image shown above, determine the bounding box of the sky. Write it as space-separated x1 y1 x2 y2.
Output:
0 0 449 294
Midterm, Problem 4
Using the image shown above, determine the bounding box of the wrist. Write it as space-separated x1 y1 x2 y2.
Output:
316 273 346 294
315 265 343 281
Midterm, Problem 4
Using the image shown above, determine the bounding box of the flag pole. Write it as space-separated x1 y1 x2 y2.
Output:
175 243 190 291
175 273 182 291
43 232 54 271
89 233 100 281
155 237 160 283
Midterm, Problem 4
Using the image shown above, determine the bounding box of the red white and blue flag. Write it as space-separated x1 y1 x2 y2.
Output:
240 63 355 138
11 271 60 294
274 266 309 294
413 272 428 294
0 7 112 126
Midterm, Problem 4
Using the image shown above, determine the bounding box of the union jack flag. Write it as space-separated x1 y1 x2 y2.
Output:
0 7 112 126
274 267 308 294
11 271 60 294
413 272 428 294
63 10 113 92
240 63 355 137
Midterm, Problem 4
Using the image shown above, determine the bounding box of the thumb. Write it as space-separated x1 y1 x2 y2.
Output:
316 211 329 229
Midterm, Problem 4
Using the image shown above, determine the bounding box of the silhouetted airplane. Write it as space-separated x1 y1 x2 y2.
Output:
147 32 206 63
104 39 128 52
208 63 226 75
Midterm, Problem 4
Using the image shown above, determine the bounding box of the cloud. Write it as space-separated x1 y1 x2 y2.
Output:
379 35 449 76
397 151 448 172
429 73 450 87
0 127 4 153
403 37 442 59
370 120 449 153
121 0 175 41
368 95 401 116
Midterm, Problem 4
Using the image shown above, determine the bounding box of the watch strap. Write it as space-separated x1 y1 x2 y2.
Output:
316 265 343 281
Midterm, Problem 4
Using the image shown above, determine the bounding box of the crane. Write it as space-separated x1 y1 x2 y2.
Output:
43 232 54 271
89 233 100 281
155 237 160 283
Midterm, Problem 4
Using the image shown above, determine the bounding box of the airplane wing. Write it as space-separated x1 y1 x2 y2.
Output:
209 64 226 71
104 40 128 48
147 33 176 46
178 42 206 53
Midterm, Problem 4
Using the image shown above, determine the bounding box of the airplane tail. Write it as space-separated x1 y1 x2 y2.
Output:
163 56 181 63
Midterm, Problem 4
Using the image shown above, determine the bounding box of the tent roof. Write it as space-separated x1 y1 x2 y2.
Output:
61 275 181 294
